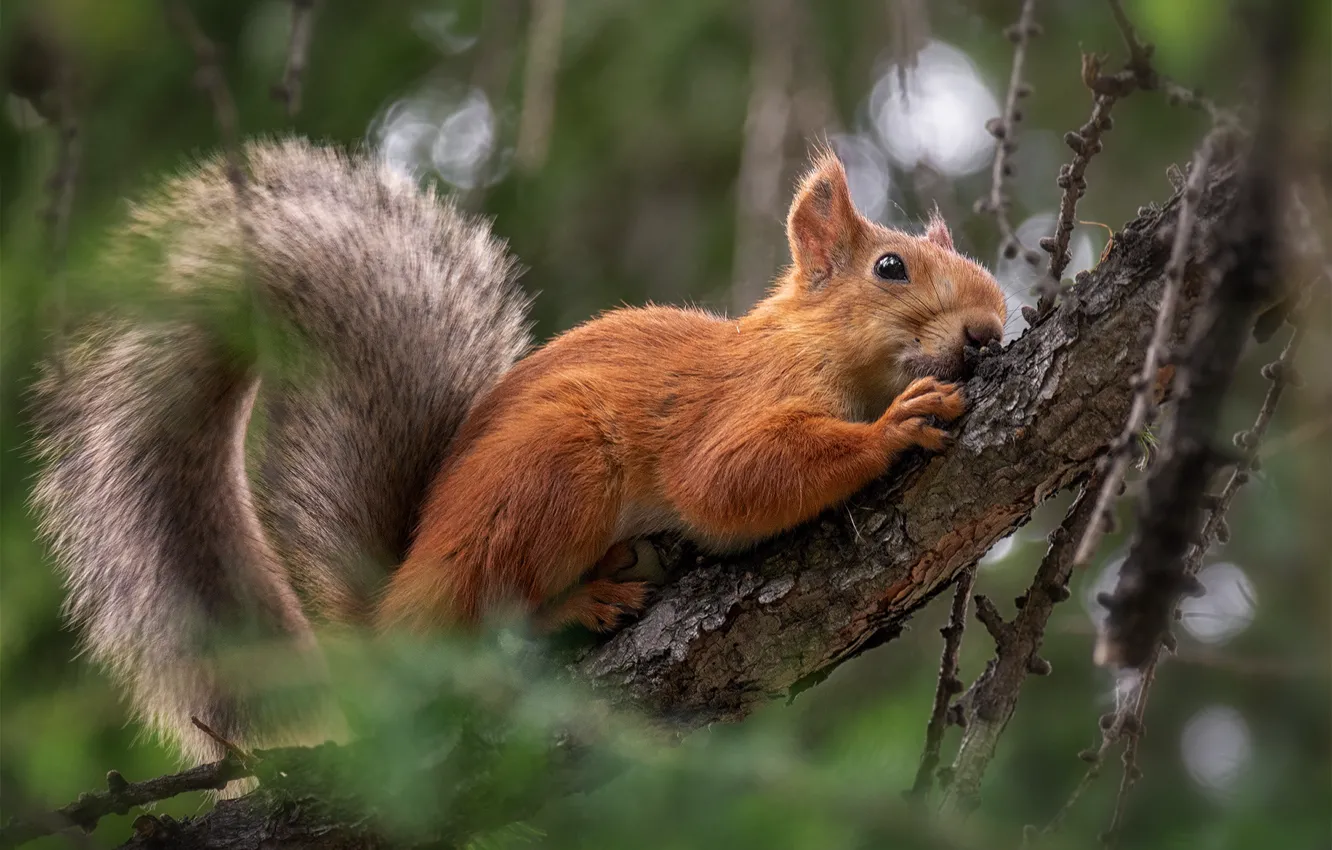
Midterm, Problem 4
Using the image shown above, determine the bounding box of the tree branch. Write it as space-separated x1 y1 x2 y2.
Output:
272 0 319 117
162 0 252 236
909 566 976 798
1072 131 1219 570
1092 2 1294 671
5 16 81 358
730 0 796 310
938 475 1101 815
0 758 250 848
977 0 1040 267
513 0 565 171
576 158 1242 725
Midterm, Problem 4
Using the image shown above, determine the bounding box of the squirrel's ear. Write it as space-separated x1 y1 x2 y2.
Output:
924 209 954 251
787 153 862 285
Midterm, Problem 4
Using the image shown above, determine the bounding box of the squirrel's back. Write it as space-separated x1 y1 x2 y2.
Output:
29 138 530 766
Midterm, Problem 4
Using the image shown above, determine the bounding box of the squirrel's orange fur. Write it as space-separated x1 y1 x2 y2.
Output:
378 153 1006 633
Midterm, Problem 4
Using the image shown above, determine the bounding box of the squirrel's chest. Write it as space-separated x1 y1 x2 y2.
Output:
612 499 682 541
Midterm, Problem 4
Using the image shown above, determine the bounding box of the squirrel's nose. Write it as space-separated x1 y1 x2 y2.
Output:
963 320 1002 351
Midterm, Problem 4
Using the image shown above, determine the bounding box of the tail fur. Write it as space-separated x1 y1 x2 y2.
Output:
29 138 530 765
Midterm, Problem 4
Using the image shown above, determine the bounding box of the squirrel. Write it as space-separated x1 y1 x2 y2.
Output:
29 138 1006 768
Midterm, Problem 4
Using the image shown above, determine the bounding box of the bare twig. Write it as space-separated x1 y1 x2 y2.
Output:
43 79 79 289
1071 133 1219 570
1105 0 1153 80
1093 0 1295 671
1030 0 1224 322
1044 283 1316 843
162 0 254 245
910 566 976 798
1186 292 1317 577
1032 84 1119 319
0 757 252 848
977 0 1040 267
1031 0 1157 321
731 0 796 310
272 0 319 117
939 478 1102 815
5 19 81 353
1040 657 1156 839
1099 660 1156 846
888 0 930 96
1060 7 1300 844
1055 619 1330 677
459 0 522 211
789 0 840 140
1106 0 1224 120
190 717 258 771
514 0 565 171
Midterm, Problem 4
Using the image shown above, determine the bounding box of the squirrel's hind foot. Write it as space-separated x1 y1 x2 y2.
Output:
537 578 653 633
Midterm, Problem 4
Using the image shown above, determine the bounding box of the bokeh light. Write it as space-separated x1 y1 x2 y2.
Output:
1181 704 1253 800
830 132 894 223
869 41 999 178
1178 561 1257 645
371 85 505 189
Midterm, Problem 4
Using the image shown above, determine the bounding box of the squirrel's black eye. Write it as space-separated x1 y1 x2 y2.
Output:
873 253 909 283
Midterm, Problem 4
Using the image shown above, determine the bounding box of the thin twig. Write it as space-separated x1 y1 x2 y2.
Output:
1106 0 1224 121
1032 82 1119 319
43 79 79 302
1028 15 1148 321
1029 0 1224 322
6 19 82 359
1105 0 1153 79
272 0 318 117
788 0 840 140
460 0 522 211
1186 291 1317 577
162 0 254 245
977 0 1040 267
1099 660 1156 846
0 757 252 848
1070 8 1298 843
1044 284 1316 843
190 717 258 771
1093 0 1295 671
731 0 796 311
1071 133 1218 570
888 0 930 95
910 566 977 798
514 0 565 171
1040 656 1156 839
939 477 1101 815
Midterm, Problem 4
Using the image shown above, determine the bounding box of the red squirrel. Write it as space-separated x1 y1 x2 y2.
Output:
381 150 1005 633
30 139 1004 767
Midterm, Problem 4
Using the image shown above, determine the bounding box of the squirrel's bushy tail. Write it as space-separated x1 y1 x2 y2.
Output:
29 138 530 766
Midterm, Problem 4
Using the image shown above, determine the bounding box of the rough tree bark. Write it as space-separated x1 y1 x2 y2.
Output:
103 161 1240 849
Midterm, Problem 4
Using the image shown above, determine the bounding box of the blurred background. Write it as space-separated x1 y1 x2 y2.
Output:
1 0 1328 848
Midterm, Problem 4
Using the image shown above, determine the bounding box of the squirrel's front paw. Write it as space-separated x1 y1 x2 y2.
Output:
883 377 965 451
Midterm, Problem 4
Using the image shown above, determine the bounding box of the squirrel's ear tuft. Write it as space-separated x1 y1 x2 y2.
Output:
787 152 862 285
925 209 954 251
